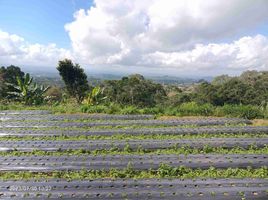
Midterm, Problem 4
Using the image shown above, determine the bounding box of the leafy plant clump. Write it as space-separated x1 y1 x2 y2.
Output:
6 73 49 105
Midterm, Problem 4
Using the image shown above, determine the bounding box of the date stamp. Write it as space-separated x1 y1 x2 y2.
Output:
9 185 52 192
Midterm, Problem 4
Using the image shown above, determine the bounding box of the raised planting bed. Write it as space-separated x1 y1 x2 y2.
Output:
0 118 251 128
0 111 266 200
0 110 52 115
0 178 266 199
0 138 267 152
0 154 266 172
0 126 266 137
0 114 155 122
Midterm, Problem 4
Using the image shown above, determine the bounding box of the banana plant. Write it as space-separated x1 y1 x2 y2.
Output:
7 73 49 105
31 83 50 105
83 86 107 106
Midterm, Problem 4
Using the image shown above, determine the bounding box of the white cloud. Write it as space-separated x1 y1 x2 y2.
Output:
0 30 72 68
1 0 268 75
143 35 268 73
65 0 268 75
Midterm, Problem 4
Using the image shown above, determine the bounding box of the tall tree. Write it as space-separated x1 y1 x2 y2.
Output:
57 59 89 103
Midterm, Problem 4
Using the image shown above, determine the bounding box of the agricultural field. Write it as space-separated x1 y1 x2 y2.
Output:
0 110 267 199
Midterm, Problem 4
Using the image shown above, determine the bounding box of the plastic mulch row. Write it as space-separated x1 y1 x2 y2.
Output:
0 126 266 137
0 118 252 128
0 138 266 152
0 110 52 115
0 154 266 171
0 114 155 121
0 178 266 199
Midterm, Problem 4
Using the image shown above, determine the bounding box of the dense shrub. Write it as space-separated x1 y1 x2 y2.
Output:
120 106 141 114
215 104 264 119
163 107 178 116
45 86 63 103
141 107 165 115
80 105 108 113
177 102 214 116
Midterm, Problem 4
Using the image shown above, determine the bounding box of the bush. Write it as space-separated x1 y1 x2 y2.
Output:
106 103 121 114
177 102 214 116
45 86 63 103
0 104 8 110
215 104 264 119
81 105 108 113
163 107 178 116
120 106 141 114
141 107 165 115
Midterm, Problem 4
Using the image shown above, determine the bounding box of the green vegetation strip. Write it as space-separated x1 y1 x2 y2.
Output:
0 124 202 131
0 146 267 157
0 119 251 129
0 133 267 141
0 123 249 131
0 166 267 180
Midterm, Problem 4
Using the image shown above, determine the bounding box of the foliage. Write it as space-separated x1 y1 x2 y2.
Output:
1 100 267 119
6 73 49 105
83 86 107 106
176 102 214 116
193 71 268 106
102 74 167 107
1 65 267 119
0 65 24 99
120 105 140 114
211 74 232 85
81 104 108 113
57 59 89 103
45 86 63 103
215 104 264 119
0 167 267 180
166 93 192 107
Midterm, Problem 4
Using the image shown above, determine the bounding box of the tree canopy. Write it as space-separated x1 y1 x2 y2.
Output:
193 71 268 106
57 59 89 103
102 74 167 107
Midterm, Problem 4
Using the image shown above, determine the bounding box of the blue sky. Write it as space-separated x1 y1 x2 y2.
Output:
0 0 267 76
0 0 93 48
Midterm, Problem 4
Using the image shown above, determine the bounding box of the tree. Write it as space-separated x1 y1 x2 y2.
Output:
102 74 167 107
57 59 89 103
0 72 4 99
211 74 231 85
194 82 222 105
216 78 249 105
239 70 260 85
